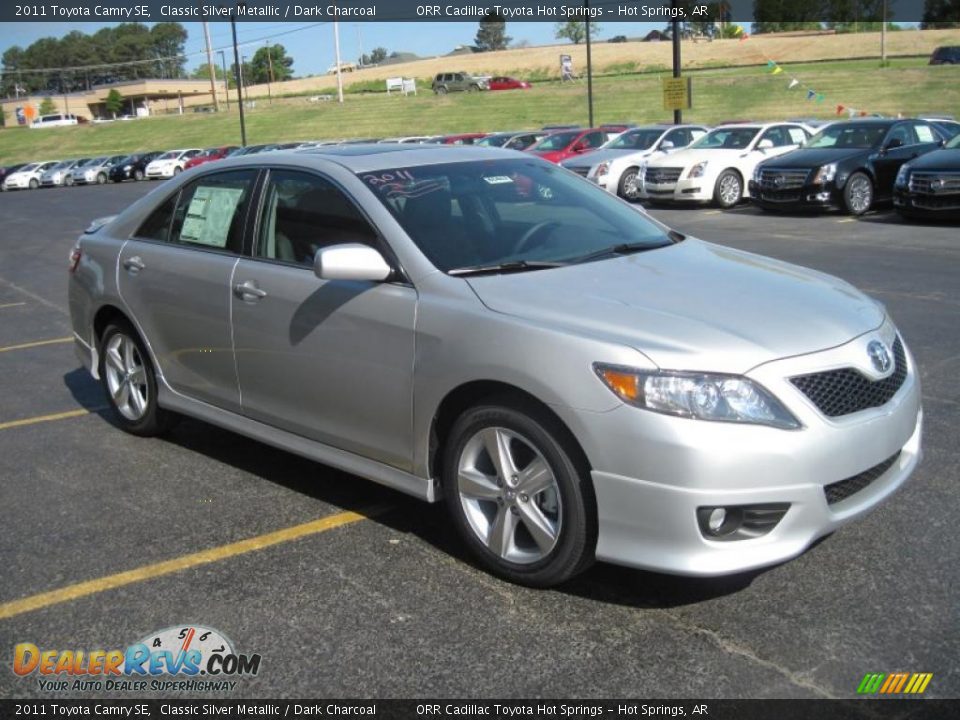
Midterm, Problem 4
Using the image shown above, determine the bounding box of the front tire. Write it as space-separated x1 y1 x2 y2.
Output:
99 321 175 437
28 178 39 189
443 399 595 587
65 175 74 186
435 86 448 95
96 173 107 185
713 169 742 209
134 169 144 181
843 172 873 215
618 167 642 201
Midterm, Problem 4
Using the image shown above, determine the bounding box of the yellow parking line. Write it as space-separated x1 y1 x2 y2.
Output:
0 508 384 621
836 218 857 223
0 408 95 432
0 337 73 353
0 302 26 310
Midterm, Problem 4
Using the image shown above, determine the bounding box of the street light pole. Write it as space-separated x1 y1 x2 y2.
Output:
230 7 247 146
218 50 229 110
265 41 274 105
333 20 344 104
585 2 594 128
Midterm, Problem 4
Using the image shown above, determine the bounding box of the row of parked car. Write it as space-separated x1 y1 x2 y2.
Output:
3 117 958 219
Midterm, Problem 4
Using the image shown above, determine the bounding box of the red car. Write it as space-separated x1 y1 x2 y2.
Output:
183 146 239 170
525 128 610 164
488 76 532 91
427 133 489 145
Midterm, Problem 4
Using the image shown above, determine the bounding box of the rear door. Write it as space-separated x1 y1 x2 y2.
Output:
117 168 259 412
230 168 417 470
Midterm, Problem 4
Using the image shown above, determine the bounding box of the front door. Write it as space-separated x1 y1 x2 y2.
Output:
117 168 259 412
230 169 417 470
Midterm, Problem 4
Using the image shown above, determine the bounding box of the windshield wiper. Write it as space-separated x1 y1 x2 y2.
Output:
448 260 566 277
566 241 667 265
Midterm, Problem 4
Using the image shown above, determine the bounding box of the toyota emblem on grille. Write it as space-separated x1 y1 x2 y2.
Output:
867 340 892 373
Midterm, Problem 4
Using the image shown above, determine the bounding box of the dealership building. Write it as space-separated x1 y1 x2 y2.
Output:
1 78 221 125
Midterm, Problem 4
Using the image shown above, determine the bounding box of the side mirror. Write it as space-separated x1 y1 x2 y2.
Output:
757 139 775 151
314 243 392 282
659 140 675 150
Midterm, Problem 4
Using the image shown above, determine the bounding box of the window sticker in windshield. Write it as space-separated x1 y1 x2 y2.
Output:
362 170 448 199
483 176 514 185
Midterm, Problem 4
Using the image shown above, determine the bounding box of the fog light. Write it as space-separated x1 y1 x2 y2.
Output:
707 507 726 532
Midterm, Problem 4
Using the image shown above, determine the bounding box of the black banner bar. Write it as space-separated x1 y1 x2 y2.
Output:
1 700 958 720
2 0 950 24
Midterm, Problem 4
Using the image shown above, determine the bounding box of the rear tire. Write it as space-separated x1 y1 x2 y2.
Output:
98 320 176 437
173 167 182 175
435 86 447 95
443 398 595 587
713 169 742 209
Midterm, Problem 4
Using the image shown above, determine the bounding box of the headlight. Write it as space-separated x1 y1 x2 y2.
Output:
812 163 837 184
595 161 610 178
895 163 911 187
123 165 132 171
752 165 763 184
687 161 708 179
594 364 800 429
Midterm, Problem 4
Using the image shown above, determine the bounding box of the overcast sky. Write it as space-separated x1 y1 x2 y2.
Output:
0 21 669 77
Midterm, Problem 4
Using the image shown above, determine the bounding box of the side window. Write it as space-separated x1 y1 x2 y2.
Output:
136 194 178 242
256 169 378 267
886 124 913 147
761 127 789 147
912 122 937 144
665 129 689 146
166 169 256 253
584 132 605 148
786 127 808 145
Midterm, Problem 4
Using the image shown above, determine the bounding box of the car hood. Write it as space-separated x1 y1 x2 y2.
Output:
762 147 872 168
530 150 569 162
465 239 883 374
906 147 960 171
646 147 746 168
562 148 637 168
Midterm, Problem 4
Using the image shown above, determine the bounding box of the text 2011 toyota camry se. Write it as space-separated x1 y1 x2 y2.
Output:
68 145 922 587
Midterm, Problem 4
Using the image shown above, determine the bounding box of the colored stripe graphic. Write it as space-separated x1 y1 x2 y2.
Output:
858 672 933 694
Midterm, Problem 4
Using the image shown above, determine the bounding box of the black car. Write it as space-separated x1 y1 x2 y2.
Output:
109 152 162 182
894 132 960 220
749 119 945 215
929 46 960 65
0 163 26 190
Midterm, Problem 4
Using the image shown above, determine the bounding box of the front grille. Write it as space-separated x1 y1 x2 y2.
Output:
759 168 810 191
791 337 907 418
909 171 960 195
644 167 683 185
760 190 803 203
824 452 900 505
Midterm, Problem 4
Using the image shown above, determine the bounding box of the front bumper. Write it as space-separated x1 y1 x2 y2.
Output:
553 325 923 576
110 168 133 181
643 175 713 203
2 177 31 190
894 187 960 218
145 166 175 178
749 179 844 211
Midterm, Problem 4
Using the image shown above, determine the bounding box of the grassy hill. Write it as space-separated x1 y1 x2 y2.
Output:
1 57 957 165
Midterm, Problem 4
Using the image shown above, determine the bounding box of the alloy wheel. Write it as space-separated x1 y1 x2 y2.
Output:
457 427 562 564
621 169 640 200
718 174 741 206
104 333 149 422
847 176 873 214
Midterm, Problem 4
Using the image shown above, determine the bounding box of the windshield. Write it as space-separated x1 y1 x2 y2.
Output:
359 159 673 272
477 134 512 147
805 124 888 149
50 161 71 170
606 129 663 150
690 127 760 150
533 131 580 151
83 157 107 166
20 163 40 172
158 151 180 160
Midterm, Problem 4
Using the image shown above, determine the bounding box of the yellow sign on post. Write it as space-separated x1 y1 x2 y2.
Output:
662 77 690 111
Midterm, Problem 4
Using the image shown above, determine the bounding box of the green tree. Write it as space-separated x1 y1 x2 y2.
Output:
105 88 124 117
150 23 188 78
921 0 960 27
554 21 600 45
370 47 388 64
475 11 511 51
38 97 57 115
248 44 294 85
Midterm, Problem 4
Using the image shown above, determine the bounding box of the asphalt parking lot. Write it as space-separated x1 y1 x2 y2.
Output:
0 181 957 700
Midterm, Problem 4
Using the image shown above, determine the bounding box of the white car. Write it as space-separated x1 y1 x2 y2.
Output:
1 161 58 190
642 123 813 208
145 149 203 179
40 159 87 187
69 155 126 185
565 125 709 200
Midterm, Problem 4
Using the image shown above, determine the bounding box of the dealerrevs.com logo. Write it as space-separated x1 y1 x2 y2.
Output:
13 625 261 693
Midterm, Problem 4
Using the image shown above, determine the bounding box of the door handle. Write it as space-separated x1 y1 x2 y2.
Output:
122 256 145 272
234 281 267 300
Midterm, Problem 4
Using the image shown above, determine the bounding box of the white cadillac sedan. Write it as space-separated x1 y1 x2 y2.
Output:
642 123 813 208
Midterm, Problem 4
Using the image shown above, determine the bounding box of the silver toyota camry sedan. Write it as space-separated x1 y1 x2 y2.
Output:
68 145 922 587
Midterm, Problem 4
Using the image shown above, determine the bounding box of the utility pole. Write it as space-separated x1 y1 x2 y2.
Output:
218 50 229 110
585 2 594 127
672 17 682 124
202 21 219 111
333 20 344 103
356 24 364 67
881 0 887 64
265 41 274 104
231 6 247 146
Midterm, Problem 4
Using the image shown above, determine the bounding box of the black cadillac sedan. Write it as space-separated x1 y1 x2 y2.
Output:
894 131 960 220
108 151 162 182
749 119 945 215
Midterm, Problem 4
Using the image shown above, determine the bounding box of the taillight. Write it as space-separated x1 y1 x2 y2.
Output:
69 246 82 273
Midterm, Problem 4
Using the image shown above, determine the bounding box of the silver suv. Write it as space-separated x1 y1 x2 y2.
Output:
68 146 922 587
432 72 489 94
